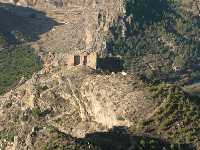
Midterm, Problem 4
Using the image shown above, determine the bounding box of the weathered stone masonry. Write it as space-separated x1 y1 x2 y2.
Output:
1 0 125 71
66 52 97 69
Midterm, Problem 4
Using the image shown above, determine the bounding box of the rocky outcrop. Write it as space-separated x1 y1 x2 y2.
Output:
0 1 159 149
0 0 125 70
180 0 200 15
0 0 125 55
0 66 158 149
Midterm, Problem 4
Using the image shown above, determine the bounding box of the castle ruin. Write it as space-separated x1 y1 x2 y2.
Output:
0 0 125 70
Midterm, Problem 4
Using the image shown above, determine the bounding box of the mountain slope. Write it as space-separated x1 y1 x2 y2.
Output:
0 0 200 150
106 0 200 85
131 84 200 149
0 66 159 149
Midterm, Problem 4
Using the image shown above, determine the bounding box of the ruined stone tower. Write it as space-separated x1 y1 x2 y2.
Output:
0 0 125 69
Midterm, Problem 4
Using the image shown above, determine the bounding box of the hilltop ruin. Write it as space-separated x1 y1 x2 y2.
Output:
0 0 125 69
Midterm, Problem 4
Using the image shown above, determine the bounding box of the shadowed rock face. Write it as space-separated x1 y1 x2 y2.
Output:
0 67 157 141
5 0 120 8
0 0 125 55
0 67 194 150
0 2 61 44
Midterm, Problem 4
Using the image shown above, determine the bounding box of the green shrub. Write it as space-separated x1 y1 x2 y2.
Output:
106 0 200 84
0 128 16 142
0 44 42 95
31 108 42 118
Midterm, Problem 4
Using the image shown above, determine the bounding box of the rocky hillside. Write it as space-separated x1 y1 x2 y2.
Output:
0 0 125 70
1 0 124 54
0 66 159 149
106 0 200 85
1 0 200 150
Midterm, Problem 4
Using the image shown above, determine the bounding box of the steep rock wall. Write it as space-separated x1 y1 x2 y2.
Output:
0 67 157 139
0 0 125 54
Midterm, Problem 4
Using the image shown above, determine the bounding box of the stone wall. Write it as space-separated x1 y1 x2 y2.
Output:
65 52 97 69
86 52 97 69
0 0 124 69
48 52 97 69
66 55 75 66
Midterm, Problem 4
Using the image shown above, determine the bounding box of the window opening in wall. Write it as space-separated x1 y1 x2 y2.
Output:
83 56 87 65
74 55 80 66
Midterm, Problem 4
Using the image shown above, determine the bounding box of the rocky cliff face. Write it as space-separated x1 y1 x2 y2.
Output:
0 0 125 55
0 2 158 145
1 1 200 149
0 66 158 149
0 1 160 149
